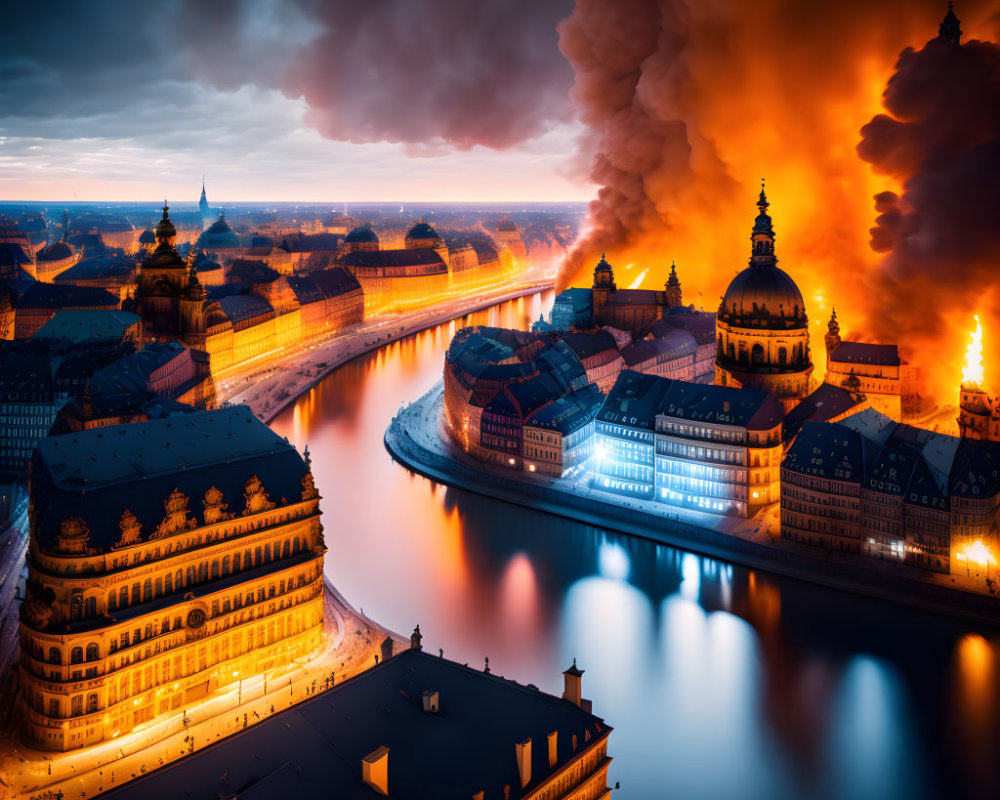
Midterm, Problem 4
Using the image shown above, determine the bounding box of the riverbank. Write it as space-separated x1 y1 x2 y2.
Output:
385 382 1000 628
220 281 552 424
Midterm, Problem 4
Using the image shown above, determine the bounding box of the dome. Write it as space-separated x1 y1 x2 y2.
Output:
344 225 379 245
155 203 176 245
138 229 156 244
37 241 73 262
405 221 439 241
718 265 806 328
197 213 240 250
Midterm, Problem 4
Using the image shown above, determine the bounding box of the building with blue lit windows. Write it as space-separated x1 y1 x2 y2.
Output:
592 371 673 499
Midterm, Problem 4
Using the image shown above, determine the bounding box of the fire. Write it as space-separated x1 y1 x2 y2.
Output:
960 540 996 567
962 315 984 387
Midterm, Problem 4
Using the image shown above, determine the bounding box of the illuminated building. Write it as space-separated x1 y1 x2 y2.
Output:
494 216 528 261
35 239 81 283
54 255 139 302
100 649 611 800
594 370 783 515
19 406 327 750
560 331 625 393
621 326 697 382
589 255 692 334
823 309 917 419
340 220 517 315
138 204 363 376
523 386 604 476
551 288 593 330
715 186 813 412
782 408 1000 577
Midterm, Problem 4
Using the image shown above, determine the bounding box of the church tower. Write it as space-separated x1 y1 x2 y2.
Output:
664 261 682 307
824 308 842 364
199 177 211 230
592 253 616 313
939 2 961 45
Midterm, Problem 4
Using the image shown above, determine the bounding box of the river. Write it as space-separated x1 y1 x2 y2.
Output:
269 290 1000 800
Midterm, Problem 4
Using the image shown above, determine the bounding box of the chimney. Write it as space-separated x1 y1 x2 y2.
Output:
562 659 584 707
515 738 532 788
362 746 389 795
422 690 439 713
547 731 558 768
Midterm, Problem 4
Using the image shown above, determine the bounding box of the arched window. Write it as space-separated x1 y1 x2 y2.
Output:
48 647 61 665
120 587 128 608
222 556 231 575
71 696 83 717
292 538 301 555
211 561 220 580
165 573 173 594
751 343 764 366
778 347 787 366
175 569 183 588
108 591 117 612
70 647 83 664
255 547 262 566
281 540 290 559
198 563 208 582
87 693 98 714
84 596 96 617
85 643 99 662
143 579 152 602
727 343 736 362
738 344 749 365
187 567 196 586
233 553 241 572
131 584 140 604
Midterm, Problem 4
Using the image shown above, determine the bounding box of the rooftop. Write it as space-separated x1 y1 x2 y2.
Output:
32 310 140 343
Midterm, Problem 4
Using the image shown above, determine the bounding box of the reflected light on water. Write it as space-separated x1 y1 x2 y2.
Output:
598 542 630 581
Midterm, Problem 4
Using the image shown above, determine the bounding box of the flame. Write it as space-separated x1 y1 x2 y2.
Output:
961 540 996 567
962 315 984 387
627 268 649 289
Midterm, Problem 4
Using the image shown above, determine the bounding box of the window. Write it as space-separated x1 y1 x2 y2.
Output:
70 647 83 664
85 643 99 662
48 647 61 665
71 696 82 717
143 579 152 602
165 573 173 594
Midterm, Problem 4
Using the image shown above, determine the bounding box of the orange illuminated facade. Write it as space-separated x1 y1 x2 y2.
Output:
18 407 326 751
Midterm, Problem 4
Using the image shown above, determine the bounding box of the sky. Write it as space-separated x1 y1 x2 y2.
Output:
0 0 588 203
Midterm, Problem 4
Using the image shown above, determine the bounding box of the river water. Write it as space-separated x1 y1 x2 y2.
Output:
270 291 1000 800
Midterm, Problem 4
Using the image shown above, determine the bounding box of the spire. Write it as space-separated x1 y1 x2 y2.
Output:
665 260 682 307
155 199 177 246
939 2 961 45
750 180 776 268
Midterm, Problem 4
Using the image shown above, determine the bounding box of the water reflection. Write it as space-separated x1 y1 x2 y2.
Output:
271 290 1000 800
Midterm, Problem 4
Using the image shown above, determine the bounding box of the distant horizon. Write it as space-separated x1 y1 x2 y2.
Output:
0 199 590 208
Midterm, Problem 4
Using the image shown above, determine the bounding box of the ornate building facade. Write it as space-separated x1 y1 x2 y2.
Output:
715 187 813 412
19 406 327 750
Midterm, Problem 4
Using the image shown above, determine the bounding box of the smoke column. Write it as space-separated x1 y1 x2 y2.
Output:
557 0 998 398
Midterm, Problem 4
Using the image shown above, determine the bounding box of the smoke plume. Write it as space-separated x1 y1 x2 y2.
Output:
858 29 1000 389
556 0 999 399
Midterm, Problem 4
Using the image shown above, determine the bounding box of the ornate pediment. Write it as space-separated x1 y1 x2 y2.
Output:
113 509 142 549
203 486 232 525
243 475 275 516
55 516 95 555
151 488 197 539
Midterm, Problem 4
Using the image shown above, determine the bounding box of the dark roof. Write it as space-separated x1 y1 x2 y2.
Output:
31 406 308 552
621 329 696 367
282 233 343 252
309 266 362 298
655 309 717 344
659 381 783 430
829 341 901 367
782 421 865 483
524 385 603 435
230 259 281 284
32 310 139 343
783 382 864 440
217 293 275 325
36 241 74 262
865 442 919 496
88 342 187 396
950 439 1000 499
340 249 445 269
16 281 118 309
560 331 618 361
598 370 674 430
406 221 439 240
603 288 660 306
285 274 324 305
103 649 609 800
718 264 807 329
343 225 379 244
55 256 135 282
138 229 156 244
0 242 31 268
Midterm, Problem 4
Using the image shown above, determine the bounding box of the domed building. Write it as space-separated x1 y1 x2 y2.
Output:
137 228 156 254
715 186 813 411
342 224 380 254
195 212 241 255
404 220 442 250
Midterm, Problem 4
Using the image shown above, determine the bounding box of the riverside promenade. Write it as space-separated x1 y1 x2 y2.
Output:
385 381 1000 627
